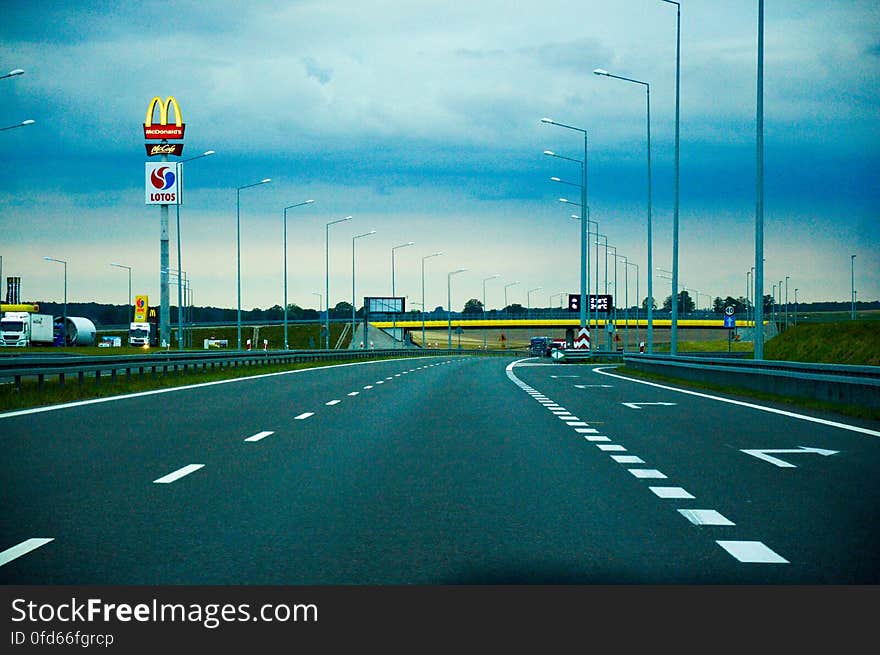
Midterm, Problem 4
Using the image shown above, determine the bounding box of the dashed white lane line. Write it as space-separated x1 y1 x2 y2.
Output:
584 436 611 442
376 380 385 384
716 541 789 564
295 412 314 420
678 509 735 526
611 455 645 464
348 392 359 396
153 464 205 484
0 538 54 567
326 400 341 406
364 385 373 389
575 428 599 434
597 444 627 452
628 469 668 479
649 486 695 499
567 421 589 427
244 431 274 442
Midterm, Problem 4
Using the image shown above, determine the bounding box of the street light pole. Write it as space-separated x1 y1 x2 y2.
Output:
593 70 652 353
391 241 415 348
542 119 591 348
504 281 519 313
282 199 315 350
421 252 443 349
527 287 543 318
785 275 790 330
0 119 35 132
661 0 681 356
110 263 132 323
447 268 467 349
312 292 322 346
851 255 856 320
176 150 215 350
352 230 376 348
325 215 353 349
482 273 500 349
43 257 67 346
236 177 272 350
754 0 766 359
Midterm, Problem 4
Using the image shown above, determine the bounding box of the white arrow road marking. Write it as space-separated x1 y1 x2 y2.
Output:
0 538 54 567
740 446 839 468
153 464 204 484
622 402 677 409
575 384 613 388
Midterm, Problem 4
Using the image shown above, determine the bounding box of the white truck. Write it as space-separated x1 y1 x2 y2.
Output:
128 321 158 347
0 312 56 347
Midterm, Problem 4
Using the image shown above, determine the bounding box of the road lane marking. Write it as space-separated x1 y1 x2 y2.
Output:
584 436 611 442
363 385 373 389
575 428 599 434
649 486 695 499
594 366 880 438
716 541 789 564
244 431 274 442
611 455 645 464
153 464 204 484
622 402 677 409
678 509 735 526
0 355 453 420
0 538 54 567
326 400 341 406
628 469 667 479
376 380 385 384
597 444 627 452
567 421 589 427
348 392 359 396
740 446 839 468
575 384 613 388
295 412 314 420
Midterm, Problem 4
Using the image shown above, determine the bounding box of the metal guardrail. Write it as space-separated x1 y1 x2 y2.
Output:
621 353 880 410
0 348 529 392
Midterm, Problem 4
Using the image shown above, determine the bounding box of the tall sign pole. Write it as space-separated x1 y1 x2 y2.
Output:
144 96 185 349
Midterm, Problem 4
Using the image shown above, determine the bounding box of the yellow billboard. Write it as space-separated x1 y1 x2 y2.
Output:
134 295 149 322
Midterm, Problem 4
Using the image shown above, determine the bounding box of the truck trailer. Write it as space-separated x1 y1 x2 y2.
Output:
0 312 55 347
128 321 158 347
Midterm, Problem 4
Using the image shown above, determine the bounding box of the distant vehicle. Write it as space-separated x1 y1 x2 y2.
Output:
530 336 552 357
549 338 567 353
0 312 55 347
128 321 158 347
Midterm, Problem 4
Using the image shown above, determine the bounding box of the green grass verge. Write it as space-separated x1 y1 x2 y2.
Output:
765 320 880 366
616 365 880 421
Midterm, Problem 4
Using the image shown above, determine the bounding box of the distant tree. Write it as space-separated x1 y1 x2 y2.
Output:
662 291 695 313
641 296 657 311
505 303 525 314
331 301 353 318
713 296 745 314
462 298 484 315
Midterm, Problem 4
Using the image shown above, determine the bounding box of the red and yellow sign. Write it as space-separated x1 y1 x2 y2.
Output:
134 295 149 322
144 96 185 140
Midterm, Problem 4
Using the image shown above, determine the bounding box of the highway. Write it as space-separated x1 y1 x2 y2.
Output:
1 354 878 584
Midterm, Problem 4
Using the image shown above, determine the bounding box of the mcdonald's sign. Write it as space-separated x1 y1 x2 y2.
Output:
144 96 185 140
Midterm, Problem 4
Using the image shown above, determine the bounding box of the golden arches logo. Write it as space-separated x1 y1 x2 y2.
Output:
143 96 185 139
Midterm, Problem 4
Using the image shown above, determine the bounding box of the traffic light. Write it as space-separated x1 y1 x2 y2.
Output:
568 294 580 312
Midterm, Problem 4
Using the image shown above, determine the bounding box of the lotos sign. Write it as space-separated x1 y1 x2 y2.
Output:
145 163 182 205
144 96 185 140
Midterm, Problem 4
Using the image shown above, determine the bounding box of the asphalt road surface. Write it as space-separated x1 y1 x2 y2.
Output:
2 354 878 584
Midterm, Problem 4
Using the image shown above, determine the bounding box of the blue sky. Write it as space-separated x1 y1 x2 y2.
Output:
1 0 878 313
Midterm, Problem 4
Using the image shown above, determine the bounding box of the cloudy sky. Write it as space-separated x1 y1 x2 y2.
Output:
1 0 878 314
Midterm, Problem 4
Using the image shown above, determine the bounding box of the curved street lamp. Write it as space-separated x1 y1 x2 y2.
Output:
391 241 415 349
447 268 467 349
352 230 376 347
281 199 315 349
482 273 500 349
110 262 133 323
43 257 67 346
0 119 35 132
421 252 443 348
324 215 353 349
236 177 272 350
594 68 653 353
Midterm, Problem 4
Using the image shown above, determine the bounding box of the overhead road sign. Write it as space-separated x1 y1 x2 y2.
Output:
365 297 405 314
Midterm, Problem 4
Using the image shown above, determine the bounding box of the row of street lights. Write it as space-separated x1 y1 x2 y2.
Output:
1 68 35 132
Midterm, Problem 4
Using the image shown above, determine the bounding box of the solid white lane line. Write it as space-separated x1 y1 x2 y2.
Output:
153 464 205 484
628 469 667 479
716 540 789 563
593 366 880 438
0 538 54 567
244 431 274 442
597 444 627 452
348 392 359 396
326 400 341 406
678 509 735 526
649 487 695 499
611 455 645 464
295 412 314 420
584 436 611 442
